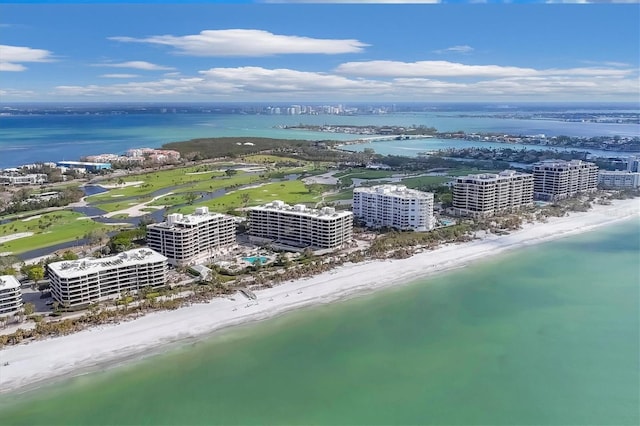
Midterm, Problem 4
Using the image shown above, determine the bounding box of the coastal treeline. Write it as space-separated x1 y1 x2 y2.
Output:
162 137 349 162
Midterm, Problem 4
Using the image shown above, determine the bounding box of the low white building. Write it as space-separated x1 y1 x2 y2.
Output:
48 248 167 309
0 174 48 185
352 185 435 232
598 171 640 189
146 207 236 266
248 201 353 251
0 275 23 317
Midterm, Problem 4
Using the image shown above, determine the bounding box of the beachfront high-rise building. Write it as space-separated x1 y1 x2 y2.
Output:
532 160 599 201
452 170 534 218
48 249 167 309
598 171 640 189
352 185 435 232
0 275 23 317
146 207 236 266
248 201 353 251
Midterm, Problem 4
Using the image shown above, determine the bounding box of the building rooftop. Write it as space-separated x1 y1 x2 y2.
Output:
458 170 532 182
150 207 234 228
599 170 640 175
354 184 434 199
0 275 20 291
250 200 353 219
534 159 595 168
48 248 167 279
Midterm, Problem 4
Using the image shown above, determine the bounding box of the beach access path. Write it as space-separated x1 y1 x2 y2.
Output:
0 198 638 394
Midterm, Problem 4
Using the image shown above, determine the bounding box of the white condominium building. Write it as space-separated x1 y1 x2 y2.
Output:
0 174 48 185
598 171 640 189
533 159 598 201
146 207 236 266
352 185 435 232
48 249 167 309
0 275 23 317
452 170 534 218
248 201 353 250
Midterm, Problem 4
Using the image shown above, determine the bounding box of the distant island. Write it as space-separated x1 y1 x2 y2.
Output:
281 124 640 152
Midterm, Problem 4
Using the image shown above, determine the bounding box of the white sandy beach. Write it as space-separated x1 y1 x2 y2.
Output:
0 198 638 394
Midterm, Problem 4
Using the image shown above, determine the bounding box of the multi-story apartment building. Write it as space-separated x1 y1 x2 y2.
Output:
0 275 23 317
48 249 167 309
532 160 599 201
146 207 236 265
248 201 353 251
452 170 534 218
352 185 435 232
598 171 640 189
0 173 48 185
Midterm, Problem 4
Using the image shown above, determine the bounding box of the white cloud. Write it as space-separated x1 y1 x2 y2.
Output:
100 74 140 79
92 61 175 71
0 88 37 97
335 60 635 78
109 29 368 56
582 60 631 67
0 44 54 72
433 45 474 54
49 65 639 101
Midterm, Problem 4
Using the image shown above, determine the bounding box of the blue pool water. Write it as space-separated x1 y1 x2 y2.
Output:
243 256 269 265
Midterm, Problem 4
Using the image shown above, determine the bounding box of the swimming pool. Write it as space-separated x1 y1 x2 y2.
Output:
242 256 269 265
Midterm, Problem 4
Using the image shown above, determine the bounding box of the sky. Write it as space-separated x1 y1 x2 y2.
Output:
1 3 639 103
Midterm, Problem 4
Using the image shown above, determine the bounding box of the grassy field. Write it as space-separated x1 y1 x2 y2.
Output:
87 166 228 202
174 180 327 214
88 162 326 214
334 169 398 186
398 176 452 189
445 168 503 177
0 211 122 255
324 189 354 202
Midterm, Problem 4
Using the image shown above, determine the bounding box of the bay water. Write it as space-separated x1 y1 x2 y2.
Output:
0 219 638 425
1 108 638 169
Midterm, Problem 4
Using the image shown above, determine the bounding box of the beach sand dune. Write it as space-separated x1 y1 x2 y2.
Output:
0 198 638 394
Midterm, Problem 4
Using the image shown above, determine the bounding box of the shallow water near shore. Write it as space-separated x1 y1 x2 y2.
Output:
0 219 638 425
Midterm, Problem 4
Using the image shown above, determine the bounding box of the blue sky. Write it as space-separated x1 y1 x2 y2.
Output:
1 4 639 102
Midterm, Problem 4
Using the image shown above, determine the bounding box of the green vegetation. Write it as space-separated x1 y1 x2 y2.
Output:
175 180 327 214
445 168 503 177
162 137 347 162
1 186 84 216
87 166 227 202
334 169 397 187
397 175 451 188
0 211 122 255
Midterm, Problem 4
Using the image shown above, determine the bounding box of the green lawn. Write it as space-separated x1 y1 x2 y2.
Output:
0 211 122 255
399 176 452 189
335 169 397 186
175 180 327 214
87 167 228 202
446 168 503 177
92 198 153 213
325 189 354 201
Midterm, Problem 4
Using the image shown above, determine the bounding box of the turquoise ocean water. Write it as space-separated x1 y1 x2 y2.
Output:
0 219 638 425
1 110 638 169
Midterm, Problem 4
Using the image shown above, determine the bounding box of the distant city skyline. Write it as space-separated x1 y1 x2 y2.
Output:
1 4 639 102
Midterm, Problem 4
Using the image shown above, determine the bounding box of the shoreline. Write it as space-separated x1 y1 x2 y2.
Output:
0 198 638 396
